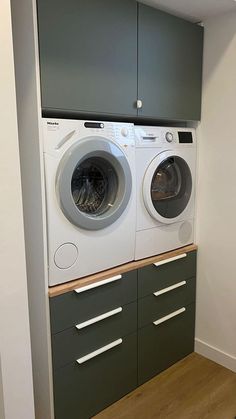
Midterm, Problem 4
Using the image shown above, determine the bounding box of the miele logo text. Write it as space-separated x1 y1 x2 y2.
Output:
47 122 59 125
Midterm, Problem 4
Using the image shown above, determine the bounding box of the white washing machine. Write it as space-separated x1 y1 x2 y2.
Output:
135 126 196 260
42 118 136 286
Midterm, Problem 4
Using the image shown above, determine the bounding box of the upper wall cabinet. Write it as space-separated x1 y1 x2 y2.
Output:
37 0 138 117
37 0 203 121
137 4 204 121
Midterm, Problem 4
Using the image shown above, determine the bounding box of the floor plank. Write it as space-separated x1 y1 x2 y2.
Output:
93 353 236 419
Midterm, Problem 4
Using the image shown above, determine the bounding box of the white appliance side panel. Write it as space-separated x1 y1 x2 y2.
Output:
135 219 194 260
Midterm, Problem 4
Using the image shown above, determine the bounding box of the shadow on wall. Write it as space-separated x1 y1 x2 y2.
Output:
202 12 236 86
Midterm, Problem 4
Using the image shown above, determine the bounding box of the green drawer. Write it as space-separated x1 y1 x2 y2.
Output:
138 303 195 385
52 301 137 369
138 251 196 298
138 277 196 328
50 270 137 334
53 332 137 419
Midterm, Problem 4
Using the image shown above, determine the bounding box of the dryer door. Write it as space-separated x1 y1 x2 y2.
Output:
143 151 192 224
56 137 132 230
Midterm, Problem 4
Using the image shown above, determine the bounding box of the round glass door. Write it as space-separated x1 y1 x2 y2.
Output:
71 157 118 216
143 154 192 222
56 138 132 230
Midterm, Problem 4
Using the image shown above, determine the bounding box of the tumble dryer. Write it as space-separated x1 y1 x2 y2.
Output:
135 126 196 260
42 118 136 286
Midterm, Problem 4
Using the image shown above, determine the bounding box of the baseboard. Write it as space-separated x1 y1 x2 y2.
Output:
195 338 236 373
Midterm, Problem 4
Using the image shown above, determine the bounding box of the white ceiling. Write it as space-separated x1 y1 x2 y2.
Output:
140 0 236 22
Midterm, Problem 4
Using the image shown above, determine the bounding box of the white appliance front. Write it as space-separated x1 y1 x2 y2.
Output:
42 118 136 286
135 126 196 260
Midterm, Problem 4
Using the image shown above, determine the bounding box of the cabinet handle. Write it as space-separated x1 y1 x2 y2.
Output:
136 99 143 109
74 274 122 294
153 281 186 297
76 338 122 365
153 307 186 326
75 307 122 330
153 253 187 268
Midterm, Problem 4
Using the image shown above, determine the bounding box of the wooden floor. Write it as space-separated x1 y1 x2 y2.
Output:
94 353 236 419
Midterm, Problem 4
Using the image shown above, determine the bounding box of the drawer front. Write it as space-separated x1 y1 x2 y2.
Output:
138 251 196 298
53 332 137 419
138 303 195 385
52 301 137 369
50 270 137 334
138 277 195 328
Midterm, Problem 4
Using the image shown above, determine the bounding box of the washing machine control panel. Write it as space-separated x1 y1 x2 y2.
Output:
42 119 135 155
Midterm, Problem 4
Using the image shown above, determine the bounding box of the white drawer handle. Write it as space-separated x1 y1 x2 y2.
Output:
74 275 122 294
76 338 122 365
153 281 186 297
76 307 122 330
153 253 187 268
153 307 186 326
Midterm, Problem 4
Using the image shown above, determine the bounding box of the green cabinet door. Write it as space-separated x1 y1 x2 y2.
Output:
37 0 137 116
53 333 137 419
138 4 203 121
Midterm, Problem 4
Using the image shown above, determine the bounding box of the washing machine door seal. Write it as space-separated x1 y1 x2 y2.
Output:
143 150 192 224
56 137 132 230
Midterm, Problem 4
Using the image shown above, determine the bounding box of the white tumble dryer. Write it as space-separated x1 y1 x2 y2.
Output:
42 118 136 286
135 126 196 260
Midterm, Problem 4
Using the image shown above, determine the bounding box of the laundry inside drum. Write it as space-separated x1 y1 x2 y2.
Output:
71 157 118 216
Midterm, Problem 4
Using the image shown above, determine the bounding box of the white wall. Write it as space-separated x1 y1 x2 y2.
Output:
195 11 236 371
0 0 35 417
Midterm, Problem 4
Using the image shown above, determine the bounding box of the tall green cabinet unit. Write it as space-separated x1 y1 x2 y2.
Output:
37 0 138 117
137 3 204 121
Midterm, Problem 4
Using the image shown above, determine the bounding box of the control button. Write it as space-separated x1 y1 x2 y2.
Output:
165 132 174 143
121 127 129 137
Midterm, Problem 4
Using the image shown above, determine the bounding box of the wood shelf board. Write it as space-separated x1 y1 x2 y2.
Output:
48 244 197 297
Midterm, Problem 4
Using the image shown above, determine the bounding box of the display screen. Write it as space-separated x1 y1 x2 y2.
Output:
178 131 193 143
84 122 104 129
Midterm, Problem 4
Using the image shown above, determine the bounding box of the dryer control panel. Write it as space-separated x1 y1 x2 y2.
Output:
135 126 196 148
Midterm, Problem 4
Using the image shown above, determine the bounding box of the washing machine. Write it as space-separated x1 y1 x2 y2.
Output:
42 118 136 286
135 126 196 260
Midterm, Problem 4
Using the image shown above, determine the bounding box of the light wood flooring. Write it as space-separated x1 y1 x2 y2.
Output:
94 353 236 419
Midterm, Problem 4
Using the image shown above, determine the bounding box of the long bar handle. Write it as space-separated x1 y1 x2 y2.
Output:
76 338 122 365
153 253 187 268
76 307 122 330
153 307 186 326
153 281 186 297
74 274 122 294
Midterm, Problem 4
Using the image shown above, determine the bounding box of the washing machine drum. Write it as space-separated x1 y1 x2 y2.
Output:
143 152 192 223
56 137 132 230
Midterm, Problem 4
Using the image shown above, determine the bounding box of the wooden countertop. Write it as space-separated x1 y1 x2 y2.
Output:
48 244 197 297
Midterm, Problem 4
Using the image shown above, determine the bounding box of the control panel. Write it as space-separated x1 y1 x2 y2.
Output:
135 126 195 148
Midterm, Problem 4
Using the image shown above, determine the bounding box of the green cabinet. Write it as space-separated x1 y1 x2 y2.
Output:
138 303 195 385
138 4 203 121
37 0 138 117
49 250 197 418
50 269 137 334
37 0 203 121
50 270 138 419
54 333 137 419
137 251 197 385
